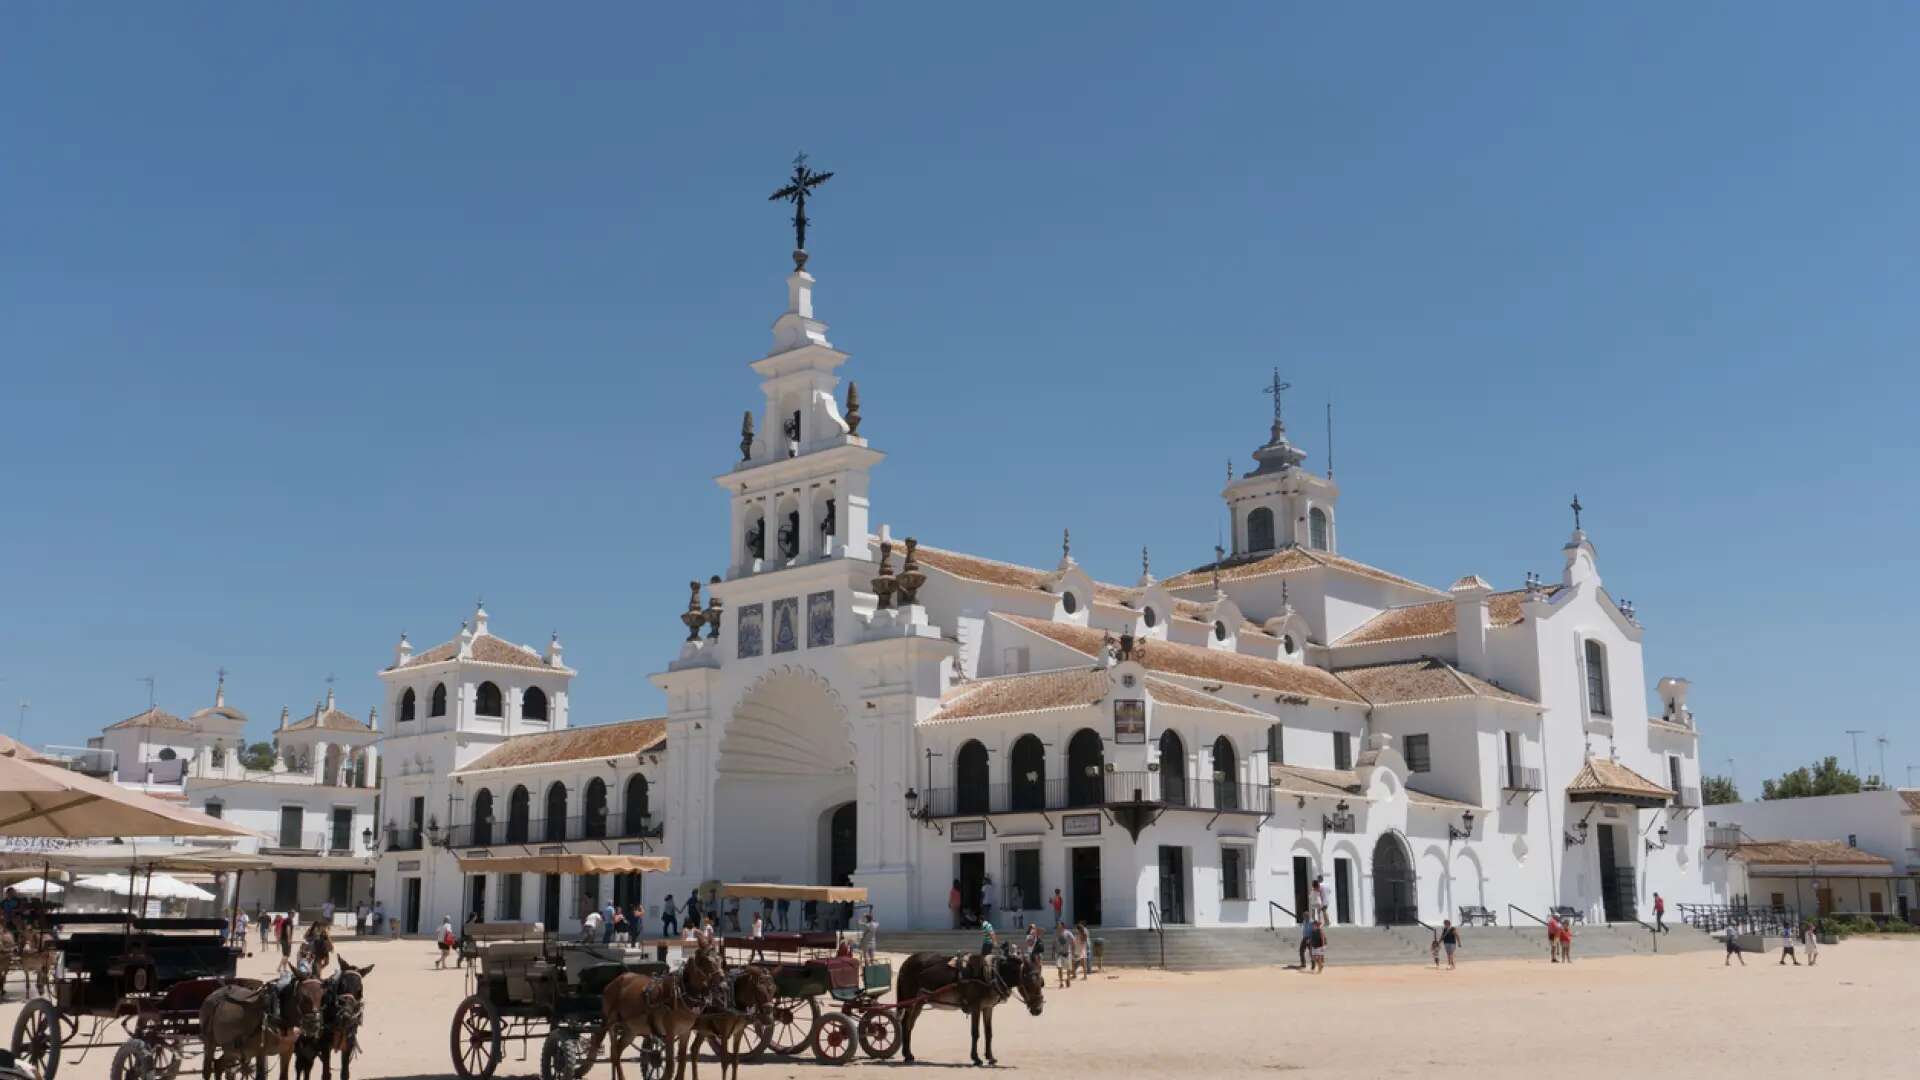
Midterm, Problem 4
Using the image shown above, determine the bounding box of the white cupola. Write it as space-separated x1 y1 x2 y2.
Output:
1222 370 1339 557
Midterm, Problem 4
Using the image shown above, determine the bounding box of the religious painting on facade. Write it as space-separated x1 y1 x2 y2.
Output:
738 603 764 658
1113 699 1146 744
772 597 799 653
950 820 987 843
1062 813 1101 837
807 591 835 648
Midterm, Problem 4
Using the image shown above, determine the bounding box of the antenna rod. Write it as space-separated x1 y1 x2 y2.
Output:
1844 729 1865 780
1875 735 1889 789
1326 400 1335 479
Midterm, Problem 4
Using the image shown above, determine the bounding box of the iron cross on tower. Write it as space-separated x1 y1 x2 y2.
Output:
1264 368 1292 436
769 152 834 270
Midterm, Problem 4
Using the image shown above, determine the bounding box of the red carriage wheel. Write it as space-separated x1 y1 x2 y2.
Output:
448 994 503 1080
811 1013 857 1065
764 995 818 1056
855 1009 901 1059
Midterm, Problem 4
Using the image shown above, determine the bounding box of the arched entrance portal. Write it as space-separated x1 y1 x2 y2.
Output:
1372 832 1418 926
711 669 856 886
826 802 857 887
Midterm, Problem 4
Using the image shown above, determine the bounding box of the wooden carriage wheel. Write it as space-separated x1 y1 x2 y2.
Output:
854 1009 901 1058
110 1037 158 1080
764 995 818 1056
10 997 63 1080
448 994 504 1080
811 1013 858 1065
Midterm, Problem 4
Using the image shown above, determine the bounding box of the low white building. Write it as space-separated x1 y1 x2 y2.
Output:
1706 789 1920 921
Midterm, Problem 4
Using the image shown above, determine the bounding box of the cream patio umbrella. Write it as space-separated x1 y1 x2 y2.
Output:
0 753 257 840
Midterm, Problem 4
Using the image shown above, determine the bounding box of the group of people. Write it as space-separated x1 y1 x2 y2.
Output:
948 878 1060 931
1545 912 1577 962
1294 875 1332 972
1723 918 1820 967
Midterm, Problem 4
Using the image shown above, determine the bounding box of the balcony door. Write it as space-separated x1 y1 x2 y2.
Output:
279 806 305 850
330 807 353 852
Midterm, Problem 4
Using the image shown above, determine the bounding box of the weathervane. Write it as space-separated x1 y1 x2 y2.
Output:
769 152 834 270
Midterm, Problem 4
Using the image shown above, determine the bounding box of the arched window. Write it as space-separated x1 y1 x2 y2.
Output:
506 786 530 843
1247 507 1276 552
1212 736 1239 810
158 748 176 762
475 681 503 718
544 782 568 842
430 683 448 718
399 688 417 722
1309 507 1330 551
1061 592 1079 615
1584 639 1610 717
522 686 549 722
1009 735 1046 812
1159 729 1188 807
472 789 495 845
624 774 651 836
955 740 991 815
583 778 608 839
1143 606 1158 628
1067 729 1105 808
1214 620 1228 642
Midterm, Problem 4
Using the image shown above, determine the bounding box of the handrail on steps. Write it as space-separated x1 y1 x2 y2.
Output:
1634 918 1659 953
1508 903 1547 928
1266 900 1298 932
1145 900 1166 969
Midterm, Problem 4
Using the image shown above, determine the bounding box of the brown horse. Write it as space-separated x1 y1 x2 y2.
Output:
293 959 373 1080
0 925 53 999
896 949 1045 1066
694 965 776 1080
596 944 726 1080
200 977 320 1080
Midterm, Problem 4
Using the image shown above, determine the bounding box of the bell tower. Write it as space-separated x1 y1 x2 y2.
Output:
1223 370 1339 556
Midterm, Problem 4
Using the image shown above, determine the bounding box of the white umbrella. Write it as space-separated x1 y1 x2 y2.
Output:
8 876 62 895
74 872 213 903
0 754 257 840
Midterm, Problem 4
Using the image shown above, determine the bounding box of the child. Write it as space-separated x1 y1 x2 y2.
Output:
1309 920 1326 972
1055 924 1075 987
1430 933 1442 968
436 916 456 968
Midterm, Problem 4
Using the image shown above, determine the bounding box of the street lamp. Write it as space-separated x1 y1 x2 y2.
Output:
1449 810 1476 842
361 827 374 851
1564 820 1590 848
1645 825 1671 853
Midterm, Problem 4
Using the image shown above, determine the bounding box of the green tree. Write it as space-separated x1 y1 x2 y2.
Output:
1760 756 1862 800
240 741 277 771
1701 775 1740 805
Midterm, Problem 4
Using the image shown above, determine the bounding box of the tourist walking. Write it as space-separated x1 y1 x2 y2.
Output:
259 905 272 948
1802 920 1819 966
436 916 456 968
1310 876 1328 923
726 895 742 933
661 894 679 938
1024 923 1044 963
1559 919 1574 963
750 911 767 962
355 901 369 936
859 911 879 965
1439 919 1460 969
629 902 646 944
1055 923 1075 987
804 898 819 931
949 879 964 929
1298 915 1314 969
1308 918 1326 973
979 875 994 929
1724 928 1745 966
275 913 292 960
233 909 249 955
1778 922 1799 966
1546 914 1562 962
777 895 791 931
1652 892 1667 933
601 899 617 944
1077 921 1094 979
684 893 702 934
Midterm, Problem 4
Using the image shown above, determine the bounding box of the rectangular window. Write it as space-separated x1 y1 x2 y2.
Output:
1404 734 1432 773
203 802 223 819
1668 755 1684 793
1267 724 1284 766
279 806 305 849
503 873 523 921
1333 732 1352 771
1221 846 1248 901
1584 639 1610 716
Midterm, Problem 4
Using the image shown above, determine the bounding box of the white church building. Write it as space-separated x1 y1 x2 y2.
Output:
374 250 1712 934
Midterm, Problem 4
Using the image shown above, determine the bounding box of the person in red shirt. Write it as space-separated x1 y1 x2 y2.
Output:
1049 889 1064 927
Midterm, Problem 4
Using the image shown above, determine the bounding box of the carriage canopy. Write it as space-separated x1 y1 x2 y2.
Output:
715 882 868 902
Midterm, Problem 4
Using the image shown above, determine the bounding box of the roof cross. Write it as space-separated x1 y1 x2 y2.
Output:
1264 368 1292 432
1570 493 1584 532
769 152 834 268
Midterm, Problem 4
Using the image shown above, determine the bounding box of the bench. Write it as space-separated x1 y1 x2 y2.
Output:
1457 906 1497 927
461 921 540 965
1549 906 1585 925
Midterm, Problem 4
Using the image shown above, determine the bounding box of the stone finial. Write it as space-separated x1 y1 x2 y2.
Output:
395 631 412 667
278 705 290 731
896 537 925 607
473 598 489 636
740 411 755 462
545 630 564 666
872 541 897 611
1062 528 1071 560
704 574 725 639
844 381 862 436
214 668 227 708
457 619 475 659
681 580 707 642
1212 543 1226 596
1137 545 1155 587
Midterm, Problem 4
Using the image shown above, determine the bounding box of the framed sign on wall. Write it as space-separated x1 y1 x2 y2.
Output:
1113 699 1146 744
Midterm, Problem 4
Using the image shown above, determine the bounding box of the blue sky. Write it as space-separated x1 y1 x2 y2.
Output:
2 4 1915 794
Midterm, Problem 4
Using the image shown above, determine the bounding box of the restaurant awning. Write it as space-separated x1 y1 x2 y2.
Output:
0 755 260 841
0 844 272 874
454 853 670 875
716 882 869 903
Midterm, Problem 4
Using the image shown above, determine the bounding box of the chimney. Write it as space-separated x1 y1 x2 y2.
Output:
1449 575 1493 674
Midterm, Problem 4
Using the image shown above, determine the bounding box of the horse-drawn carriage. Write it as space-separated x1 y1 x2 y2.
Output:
2 847 266 1080
446 854 674 1080
709 883 897 1064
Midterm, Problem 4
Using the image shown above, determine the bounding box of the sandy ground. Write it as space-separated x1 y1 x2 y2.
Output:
3 934 1915 1080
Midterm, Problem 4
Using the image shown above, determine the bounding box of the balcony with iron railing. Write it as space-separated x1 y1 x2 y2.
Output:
440 812 664 850
1675 786 1702 809
262 830 359 856
921 771 1270 819
1502 765 1543 792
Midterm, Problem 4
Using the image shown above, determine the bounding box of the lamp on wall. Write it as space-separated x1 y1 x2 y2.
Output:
1564 820 1590 848
361 827 374 850
1448 810 1476 842
1645 824 1671 853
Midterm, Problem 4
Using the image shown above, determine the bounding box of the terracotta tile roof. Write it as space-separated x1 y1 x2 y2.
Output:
189 704 249 725
911 544 1142 606
456 718 667 774
1898 789 1920 813
283 704 374 734
1162 546 1444 596
1566 758 1673 802
927 668 1265 725
1722 840 1891 868
1332 658 1538 708
1330 587 1560 648
104 707 194 734
997 614 1365 704
1268 763 1476 809
393 632 563 672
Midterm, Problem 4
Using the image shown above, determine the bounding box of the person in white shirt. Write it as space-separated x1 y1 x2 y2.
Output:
582 908 603 944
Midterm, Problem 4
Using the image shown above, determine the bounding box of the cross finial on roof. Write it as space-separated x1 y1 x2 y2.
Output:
1212 542 1226 595
1264 368 1292 436
769 152 834 270
214 667 227 707
1141 546 1150 576
1062 528 1071 559
1570 493 1583 532
324 673 336 688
